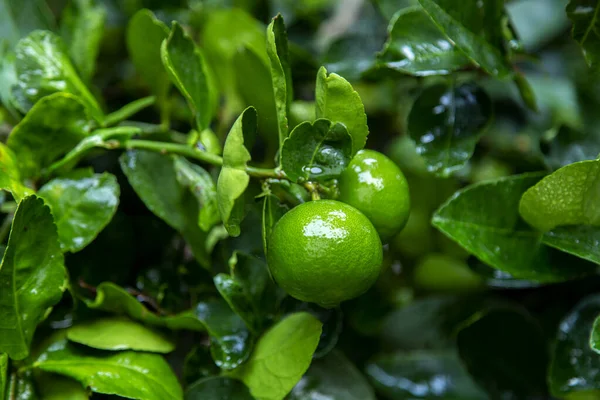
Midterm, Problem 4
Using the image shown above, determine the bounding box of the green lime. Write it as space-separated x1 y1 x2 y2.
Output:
414 253 483 292
391 207 435 260
338 149 410 240
267 200 383 308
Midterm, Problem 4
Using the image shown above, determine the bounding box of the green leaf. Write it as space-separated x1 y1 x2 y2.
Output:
378 7 471 76
67 317 175 353
185 377 253 400
567 0 600 70
120 150 210 268
262 194 289 256
217 107 256 237
0 196 66 360
11 30 102 120
315 67 368 156
60 0 106 81
0 353 7 399
457 309 548 398
34 339 182 400
0 0 54 47
365 350 488 399
6 370 38 399
234 312 323 400
127 9 169 100
281 119 352 183
0 143 34 201
195 299 253 370
519 160 600 231
0 44 19 118
289 350 376 400
267 14 292 154
161 22 216 131
173 157 219 232
7 92 91 178
407 82 493 176
542 225 600 265
417 0 512 78
38 169 120 253
432 174 597 282
549 294 600 398
590 314 600 354
85 282 205 331
35 372 88 400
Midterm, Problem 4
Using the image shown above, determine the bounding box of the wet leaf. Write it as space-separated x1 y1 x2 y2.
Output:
267 14 292 154
519 160 600 231
378 7 471 76
7 92 91 178
35 373 88 400
567 0 600 70
0 196 66 360
281 119 352 182
234 312 322 400
365 350 488 399
407 83 492 176
34 339 182 400
0 143 34 201
185 377 253 400
0 0 54 47
432 174 598 282
119 150 209 268
549 294 600 398
217 107 256 237
290 350 375 400
161 22 216 131
67 317 175 353
127 9 169 99
315 67 368 156
542 225 600 265
38 169 120 253
11 30 102 120
60 0 106 81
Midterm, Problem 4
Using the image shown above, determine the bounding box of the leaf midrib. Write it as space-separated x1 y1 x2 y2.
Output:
580 2 600 47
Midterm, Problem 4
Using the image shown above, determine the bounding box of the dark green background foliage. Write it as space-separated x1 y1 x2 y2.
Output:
0 0 600 399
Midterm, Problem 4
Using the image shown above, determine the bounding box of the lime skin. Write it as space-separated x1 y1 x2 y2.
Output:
338 149 410 241
267 200 383 308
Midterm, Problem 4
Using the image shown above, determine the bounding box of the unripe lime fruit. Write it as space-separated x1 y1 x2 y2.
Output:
338 149 410 240
267 200 383 308
414 253 483 292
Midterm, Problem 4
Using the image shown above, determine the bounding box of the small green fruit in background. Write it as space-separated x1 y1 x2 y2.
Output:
338 150 410 240
267 200 383 308
414 253 483 292
391 207 435 260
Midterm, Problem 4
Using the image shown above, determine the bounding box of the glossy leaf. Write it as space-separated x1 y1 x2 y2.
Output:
457 309 548 398
0 196 66 360
567 0 600 69
262 194 289 256
417 0 512 78
282 119 352 182
217 107 256 237
0 353 6 399
11 30 102 120
60 0 106 81
35 372 88 400
234 312 322 400
267 14 292 154
407 83 492 176
590 314 600 354
34 339 182 400
315 67 368 156
549 294 600 398
67 317 174 353
7 92 91 178
365 350 488 399
38 169 120 253
185 377 253 400
0 143 33 201
127 9 169 99
519 160 600 231
120 150 209 268
432 174 597 282
85 282 205 331
195 299 253 370
378 7 471 76
161 22 215 131
290 350 376 400
6 370 38 399
174 157 219 232
0 0 54 46
542 225 600 265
